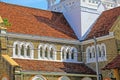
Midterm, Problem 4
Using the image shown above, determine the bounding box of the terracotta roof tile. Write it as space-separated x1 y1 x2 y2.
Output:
0 2 77 40
103 55 120 70
86 6 120 40
13 59 96 74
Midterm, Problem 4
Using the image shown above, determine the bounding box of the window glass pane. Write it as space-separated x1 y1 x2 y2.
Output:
92 48 95 58
98 47 101 57
102 46 105 57
27 46 30 56
40 47 43 57
45 48 48 58
62 49 65 59
71 49 74 59
66 50 69 59
88 49 92 59
15 45 18 55
21 45 24 56
50 48 53 58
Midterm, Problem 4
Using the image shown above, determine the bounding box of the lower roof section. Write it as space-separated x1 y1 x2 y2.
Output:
103 55 120 70
13 58 96 75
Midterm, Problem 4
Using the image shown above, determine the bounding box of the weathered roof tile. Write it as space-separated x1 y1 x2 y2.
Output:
13 59 96 74
86 6 120 40
0 2 77 40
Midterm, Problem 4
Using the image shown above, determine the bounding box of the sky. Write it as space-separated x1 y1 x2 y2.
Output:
1 0 60 10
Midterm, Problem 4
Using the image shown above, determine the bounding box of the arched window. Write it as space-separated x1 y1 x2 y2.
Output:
25 42 34 59
101 43 106 61
50 48 54 59
88 49 92 59
71 50 74 60
49 45 56 60
58 76 70 80
15 44 18 55
89 52 92 59
13 41 20 57
40 47 43 58
38 44 44 59
32 75 46 80
70 47 78 61
92 47 95 58
62 49 65 60
97 46 101 57
101 46 105 57
66 49 69 59
26 46 30 57
66 49 70 60
86 46 91 63
21 45 24 56
61 47 66 60
45 48 48 58
86 43 107 63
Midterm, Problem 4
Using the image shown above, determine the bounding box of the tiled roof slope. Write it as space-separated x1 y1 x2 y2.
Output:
86 6 120 40
13 59 96 75
0 2 77 40
103 55 120 70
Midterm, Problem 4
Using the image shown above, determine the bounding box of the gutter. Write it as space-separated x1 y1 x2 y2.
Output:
0 33 81 45
15 71 97 77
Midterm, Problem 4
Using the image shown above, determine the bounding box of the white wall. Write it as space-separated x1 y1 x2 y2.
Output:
81 10 99 36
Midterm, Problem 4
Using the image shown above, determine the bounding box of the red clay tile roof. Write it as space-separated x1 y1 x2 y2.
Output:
0 2 77 40
13 59 96 75
103 55 120 70
86 6 120 40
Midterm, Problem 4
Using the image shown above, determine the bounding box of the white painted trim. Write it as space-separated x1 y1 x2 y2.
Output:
86 43 107 63
13 41 34 59
4 32 81 45
82 33 114 45
60 46 78 62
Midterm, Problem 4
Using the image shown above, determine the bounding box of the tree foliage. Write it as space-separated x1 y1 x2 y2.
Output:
3 18 11 27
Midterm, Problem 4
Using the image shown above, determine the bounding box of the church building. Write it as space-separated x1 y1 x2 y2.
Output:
0 2 96 80
1 0 120 80
47 0 120 40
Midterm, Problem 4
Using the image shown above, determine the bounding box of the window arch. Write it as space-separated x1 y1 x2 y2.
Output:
61 46 78 62
38 44 56 60
26 46 30 56
38 44 44 59
58 76 70 80
32 75 46 80
20 42 25 57
13 41 20 57
86 46 92 63
91 46 95 58
97 45 102 57
66 47 70 60
25 42 34 59
44 47 48 58
49 45 56 60
101 43 106 60
86 43 107 63
61 46 66 61
21 45 25 56
50 48 54 58
15 44 19 56
70 47 78 61
13 41 34 59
